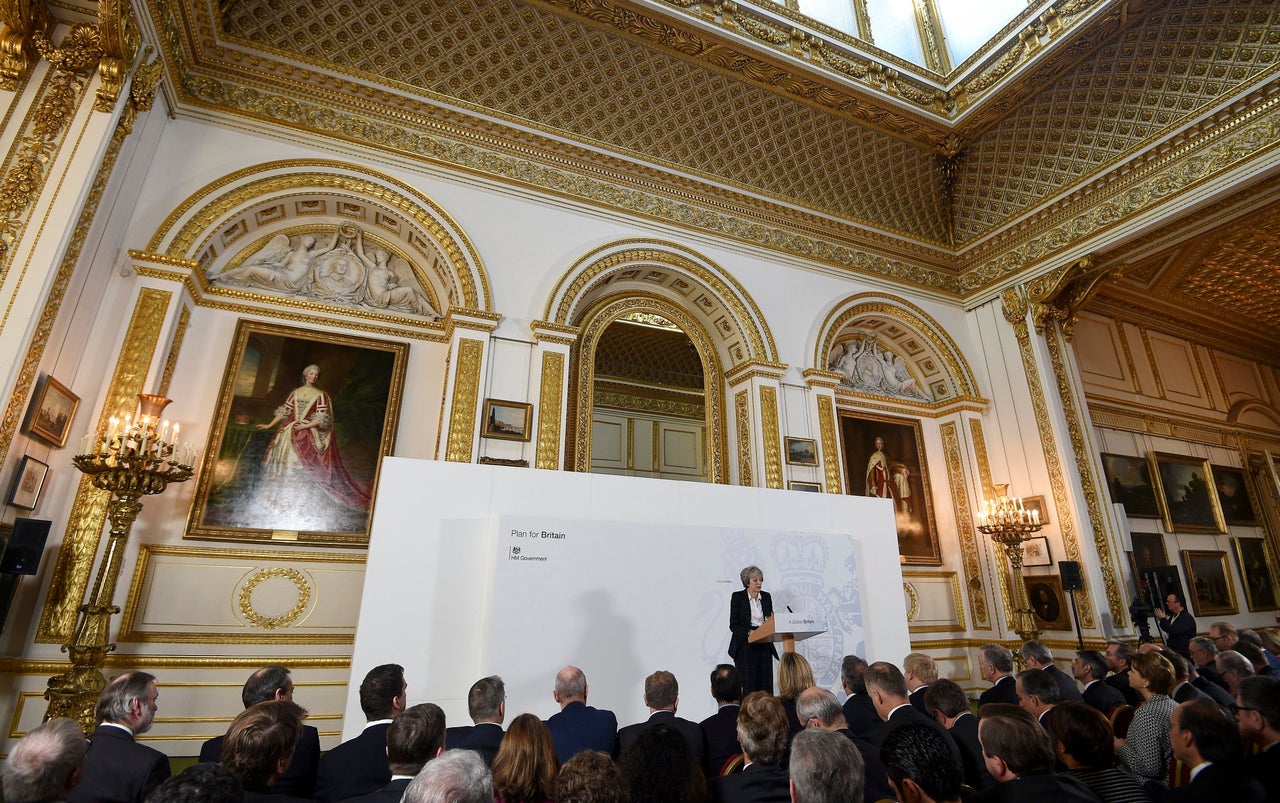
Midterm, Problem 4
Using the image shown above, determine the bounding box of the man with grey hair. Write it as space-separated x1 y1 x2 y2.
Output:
2 718 87 803
1217 649 1255 693
795 686 893 801
616 669 703 762
67 671 170 803
1020 640 1083 702
788 728 863 803
445 676 505 766
1188 636 1227 689
544 665 617 763
1072 650 1124 715
403 750 493 803
977 644 1018 707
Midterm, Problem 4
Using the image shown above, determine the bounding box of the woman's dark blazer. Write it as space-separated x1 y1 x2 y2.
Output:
729 589 779 660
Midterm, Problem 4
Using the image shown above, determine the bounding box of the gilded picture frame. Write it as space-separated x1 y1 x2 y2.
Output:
1100 452 1160 518
1149 453 1227 534
784 436 818 466
1022 536 1052 567
1181 549 1237 617
1210 465 1259 526
27 375 79 447
186 319 408 547
1024 574 1071 631
788 480 822 492
481 399 533 442
1232 538 1278 612
838 411 940 566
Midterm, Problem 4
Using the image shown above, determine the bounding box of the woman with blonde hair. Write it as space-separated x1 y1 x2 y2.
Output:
492 714 559 803
777 652 816 736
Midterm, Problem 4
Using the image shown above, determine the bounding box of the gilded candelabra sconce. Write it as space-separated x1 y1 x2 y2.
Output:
976 483 1045 643
44 394 195 730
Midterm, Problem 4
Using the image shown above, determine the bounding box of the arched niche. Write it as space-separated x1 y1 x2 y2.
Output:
145 160 491 319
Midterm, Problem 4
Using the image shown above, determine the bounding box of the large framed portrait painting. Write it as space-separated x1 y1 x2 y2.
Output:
839 411 940 565
186 319 408 546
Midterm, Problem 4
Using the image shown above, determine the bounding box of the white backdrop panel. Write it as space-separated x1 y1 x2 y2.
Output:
346 459 908 738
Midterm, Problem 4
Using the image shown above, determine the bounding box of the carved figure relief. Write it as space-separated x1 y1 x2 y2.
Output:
210 221 441 319
827 335 930 401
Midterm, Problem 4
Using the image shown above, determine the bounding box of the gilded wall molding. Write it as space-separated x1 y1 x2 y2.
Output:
735 389 753 486
968 416 1013 629
939 420 988 628
535 350 566 471
93 0 140 111
816 395 842 494
1000 287 1094 628
443 338 485 463
37 287 172 642
760 384 782 490
157 303 189 396
0 0 50 87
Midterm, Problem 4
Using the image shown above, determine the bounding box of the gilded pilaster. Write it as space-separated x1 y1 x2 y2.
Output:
803 368 846 495
970 417 1014 629
531 321 577 471
760 385 782 490
940 420 988 628
735 390 753 486
157 304 189 396
37 287 172 642
1000 287 1095 628
444 338 484 463
726 361 787 490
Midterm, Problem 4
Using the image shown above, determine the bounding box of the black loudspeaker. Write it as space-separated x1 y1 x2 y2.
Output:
1059 560 1083 591
1 517 51 575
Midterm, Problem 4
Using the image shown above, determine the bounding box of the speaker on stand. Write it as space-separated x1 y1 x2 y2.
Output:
1059 560 1085 651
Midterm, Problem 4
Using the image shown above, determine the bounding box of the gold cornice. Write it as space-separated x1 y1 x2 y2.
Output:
802 368 844 389
724 360 789 385
0 655 353 674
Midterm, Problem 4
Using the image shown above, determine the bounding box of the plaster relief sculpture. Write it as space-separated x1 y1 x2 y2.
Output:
210 221 441 319
827 335 930 401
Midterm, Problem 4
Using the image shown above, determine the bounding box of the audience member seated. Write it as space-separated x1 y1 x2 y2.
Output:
777 653 816 737
544 666 617 763
1234 641 1275 678
880 723 963 803
221 700 309 802
1155 649 1210 706
68 671 171 803
1255 627 1280 665
617 669 704 766
403 750 493 803
863 661 962 769
3 717 88 803
348 703 446 802
492 713 560 803
903 653 938 716
1020 641 1083 702
977 644 1018 707
1235 675 1280 800
1114 652 1176 783
1215 650 1254 693
971 704 1097 802
620 723 706 803
147 763 244 803
444 675 506 767
924 678 995 791
1184 658 1233 709
316 663 406 802
1042 701 1151 803
553 751 628 803
1167 699 1265 802
789 728 863 803
199 665 320 798
840 655 882 740
794 686 894 801
1104 642 1142 707
1239 629 1280 673
700 664 744 776
1186 638 1225 691
710 692 790 803
1015 669 1063 726
1074 650 1124 715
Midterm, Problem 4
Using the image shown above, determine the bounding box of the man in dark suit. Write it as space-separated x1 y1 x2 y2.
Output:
795 686 894 802
1019 641 1082 702
348 703 446 802
1154 591 1196 658
972 705 1096 803
729 566 779 696
1153 647 1212 705
839 654 882 740
617 670 705 764
2 717 88 803
67 671 171 803
904 652 937 716
1071 650 1124 715
444 675 505 766
315 663 407 802
1104 641 1142 706
923 678 995 791
544 665 618 763
198 665 320 798
1013 670 1061 729
710 692 789 803
221 700 310 802
1167 699 1266 802
881 722 965 803
1236 675 1280 800
1187 660 1235 708
700 664 743 776
864 661 962 770
976 644 1019 707
1188 637 1228 690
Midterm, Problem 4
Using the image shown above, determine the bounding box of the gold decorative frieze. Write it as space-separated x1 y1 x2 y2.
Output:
535 351 566 471
940 421 988 628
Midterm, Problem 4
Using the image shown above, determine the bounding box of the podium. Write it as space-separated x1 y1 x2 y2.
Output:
749 612 827 654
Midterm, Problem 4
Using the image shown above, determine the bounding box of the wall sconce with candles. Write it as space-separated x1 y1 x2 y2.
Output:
45 393 196 730
976 483 1046 643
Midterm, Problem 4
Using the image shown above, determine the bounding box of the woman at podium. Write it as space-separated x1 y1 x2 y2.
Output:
728 565 779 695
